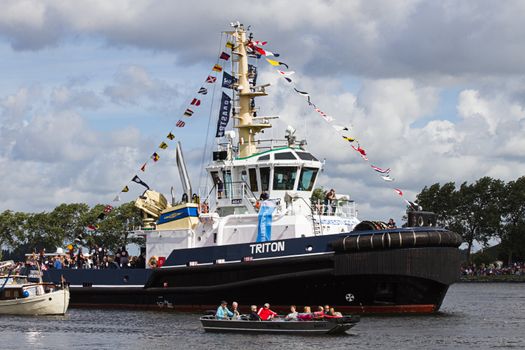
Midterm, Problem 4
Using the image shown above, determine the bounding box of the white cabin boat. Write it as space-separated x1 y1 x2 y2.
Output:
0 261 69 315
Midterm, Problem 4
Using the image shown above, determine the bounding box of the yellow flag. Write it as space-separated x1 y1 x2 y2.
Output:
159 142 168 149
121 185 129 193
266 58 279 66
225 41 234 49
167 132 175 140
343 136 355 142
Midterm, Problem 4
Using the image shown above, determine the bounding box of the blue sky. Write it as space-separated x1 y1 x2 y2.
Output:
1 0 525 233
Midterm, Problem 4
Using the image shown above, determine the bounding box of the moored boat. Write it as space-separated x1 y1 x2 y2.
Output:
1 261 70 315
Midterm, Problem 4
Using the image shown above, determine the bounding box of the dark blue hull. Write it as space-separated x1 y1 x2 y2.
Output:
44 228 463 314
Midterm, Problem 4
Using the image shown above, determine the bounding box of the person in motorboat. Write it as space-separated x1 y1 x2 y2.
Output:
248 305 261 321
297 306 313 321
313 306 325 319
231 301 241 319
323 304 331 315
216 300 234 319
328 307 343 317
257 303 277 321
284 305 298 321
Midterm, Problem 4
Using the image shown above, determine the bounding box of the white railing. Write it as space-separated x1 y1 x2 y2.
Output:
312 200 357 218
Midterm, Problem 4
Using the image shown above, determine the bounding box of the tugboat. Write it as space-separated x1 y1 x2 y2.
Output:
45 23 463 314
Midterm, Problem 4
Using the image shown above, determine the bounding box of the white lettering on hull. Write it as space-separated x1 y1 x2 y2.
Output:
249 241 285 255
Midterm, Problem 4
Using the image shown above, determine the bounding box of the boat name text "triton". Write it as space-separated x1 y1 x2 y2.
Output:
249 241 285 254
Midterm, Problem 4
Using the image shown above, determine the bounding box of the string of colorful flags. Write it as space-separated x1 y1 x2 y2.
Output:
244 39 409 204
85 48 233 231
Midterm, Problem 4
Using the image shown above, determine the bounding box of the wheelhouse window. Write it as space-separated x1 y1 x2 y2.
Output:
274 152 297 160
273 167 297 191
248 168 258 192
260 167 270 191
298 168 318 191
296 152 318 161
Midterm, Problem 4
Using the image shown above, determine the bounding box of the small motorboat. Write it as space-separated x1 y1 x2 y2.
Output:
0 260 70 315
200 315 360 335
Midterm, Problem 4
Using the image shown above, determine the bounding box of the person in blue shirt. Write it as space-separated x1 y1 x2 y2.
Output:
216 300 234 319
53 256 63 269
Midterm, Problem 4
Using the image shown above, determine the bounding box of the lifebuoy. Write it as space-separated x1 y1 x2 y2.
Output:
148 256 158 268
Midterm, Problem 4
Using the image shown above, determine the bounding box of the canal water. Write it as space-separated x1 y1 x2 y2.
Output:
1 283 524 349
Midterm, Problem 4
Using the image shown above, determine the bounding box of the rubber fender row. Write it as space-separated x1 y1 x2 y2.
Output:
330 229 463 252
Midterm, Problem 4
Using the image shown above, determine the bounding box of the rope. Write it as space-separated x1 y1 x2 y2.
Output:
0 269 12 291
198 32 225 194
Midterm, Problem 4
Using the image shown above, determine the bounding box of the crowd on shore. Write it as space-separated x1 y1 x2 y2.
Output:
216 301 343 321
461 262 525 276
34 246 146 270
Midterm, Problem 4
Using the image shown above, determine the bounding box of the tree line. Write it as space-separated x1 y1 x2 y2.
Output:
0 202 143 261
416 176 525 264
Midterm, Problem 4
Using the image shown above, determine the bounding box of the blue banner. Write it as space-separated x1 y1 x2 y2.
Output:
256 201 276 242
222 71 236 89
215 92 231 137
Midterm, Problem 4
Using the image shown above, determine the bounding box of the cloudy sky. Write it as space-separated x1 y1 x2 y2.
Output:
1 0 524 224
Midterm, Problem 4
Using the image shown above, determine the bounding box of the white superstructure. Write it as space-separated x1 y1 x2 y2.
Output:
134 24 360 266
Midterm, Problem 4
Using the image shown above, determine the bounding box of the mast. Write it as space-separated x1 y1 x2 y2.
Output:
231 24 271 158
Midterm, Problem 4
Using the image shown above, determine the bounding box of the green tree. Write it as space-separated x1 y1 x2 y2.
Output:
85 202 143 253
451 177 504 262
500 177 525 264
416 177 504 263
310 187 325 206
22 212 55 252
0 210 28 249
416 182 458 227
47 203 90 243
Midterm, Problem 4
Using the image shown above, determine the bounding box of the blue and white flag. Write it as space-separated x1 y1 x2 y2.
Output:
256 201 276 242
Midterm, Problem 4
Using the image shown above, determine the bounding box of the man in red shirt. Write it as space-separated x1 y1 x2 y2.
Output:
257 303 277 320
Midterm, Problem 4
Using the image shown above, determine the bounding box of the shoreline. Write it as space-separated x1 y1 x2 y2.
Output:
459 275 525 283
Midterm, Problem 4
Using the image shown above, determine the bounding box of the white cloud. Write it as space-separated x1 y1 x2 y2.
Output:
104 65 179 106
0 0 524 226
51 85 103 110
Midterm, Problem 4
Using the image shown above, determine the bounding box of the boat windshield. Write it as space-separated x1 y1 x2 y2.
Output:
273 167 297 190
298 167 318 191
